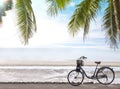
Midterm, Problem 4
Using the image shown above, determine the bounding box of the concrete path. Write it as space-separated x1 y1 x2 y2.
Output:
0 83 119 89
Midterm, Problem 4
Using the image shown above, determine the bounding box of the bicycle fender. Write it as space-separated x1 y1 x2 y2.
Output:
99 66 114 70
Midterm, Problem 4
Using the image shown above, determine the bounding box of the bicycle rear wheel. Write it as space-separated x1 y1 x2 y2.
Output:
96 67 115 85
67 70 84 86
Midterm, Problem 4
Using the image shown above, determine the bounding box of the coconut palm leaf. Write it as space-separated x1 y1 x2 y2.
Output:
46 0 71 16
0 0 13 23
4 0 13 11
16 0 36 45
68 0 101 38
113 0 120 37
103 0 118 48
0 6 4 23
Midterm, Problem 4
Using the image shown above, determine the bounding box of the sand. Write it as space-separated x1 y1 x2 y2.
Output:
0 60 120 67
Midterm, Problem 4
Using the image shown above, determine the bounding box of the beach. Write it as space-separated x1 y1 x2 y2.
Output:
0 83 120 89
0 60 119 89
0 65 119 84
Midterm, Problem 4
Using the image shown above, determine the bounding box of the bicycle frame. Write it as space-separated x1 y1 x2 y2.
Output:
77 64 99 79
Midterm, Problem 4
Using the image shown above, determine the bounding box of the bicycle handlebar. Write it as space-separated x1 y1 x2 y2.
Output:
79 56 87 59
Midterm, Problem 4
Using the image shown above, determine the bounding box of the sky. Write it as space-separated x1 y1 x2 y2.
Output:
0 0 107 48
0 0 120 62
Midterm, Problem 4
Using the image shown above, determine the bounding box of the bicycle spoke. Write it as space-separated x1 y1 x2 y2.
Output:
67 70 84 86
97 67 115 85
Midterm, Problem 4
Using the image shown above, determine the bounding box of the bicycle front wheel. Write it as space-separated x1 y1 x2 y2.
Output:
67 70 84 86
96 67 115 85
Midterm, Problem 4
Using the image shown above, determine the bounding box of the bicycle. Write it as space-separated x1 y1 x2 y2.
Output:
67 56 115 86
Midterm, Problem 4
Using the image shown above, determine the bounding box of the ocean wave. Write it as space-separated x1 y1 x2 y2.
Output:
0 66 119 84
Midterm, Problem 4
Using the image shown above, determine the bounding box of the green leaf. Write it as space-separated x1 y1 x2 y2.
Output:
46 0 71 16
103 0 118 48
16 0 37 45
68 0 101 38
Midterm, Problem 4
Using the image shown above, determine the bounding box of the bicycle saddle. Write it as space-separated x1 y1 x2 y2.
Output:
95 61 101 64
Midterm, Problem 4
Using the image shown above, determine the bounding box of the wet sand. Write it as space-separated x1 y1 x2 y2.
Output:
0 83 119 89
0 61 120 67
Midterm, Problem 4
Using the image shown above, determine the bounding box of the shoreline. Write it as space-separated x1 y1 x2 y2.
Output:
0 61 120 67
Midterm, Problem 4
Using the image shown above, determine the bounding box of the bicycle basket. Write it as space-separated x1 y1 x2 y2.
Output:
76 60 84 66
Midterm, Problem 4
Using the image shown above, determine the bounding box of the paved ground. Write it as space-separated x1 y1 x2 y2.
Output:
0 83 120 89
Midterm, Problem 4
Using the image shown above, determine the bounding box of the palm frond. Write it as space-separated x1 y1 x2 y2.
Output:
4 0 13 11
68 0 101 38
113 0 120 37
0 6 4 23
46 0 71 16
0 0 13 23
103 0 118 48
24 0 37 31
16 0 36 45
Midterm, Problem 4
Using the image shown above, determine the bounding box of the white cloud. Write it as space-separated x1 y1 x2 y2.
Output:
0 0 106 48
0 0 70 48
69 2 76 7
0 9 23 48
28 20 70 47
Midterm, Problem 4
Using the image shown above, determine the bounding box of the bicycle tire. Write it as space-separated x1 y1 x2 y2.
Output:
96 67 115 85
67 70 84 86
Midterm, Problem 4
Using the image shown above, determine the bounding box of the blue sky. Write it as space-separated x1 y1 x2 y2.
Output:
0 0 106 48
31 0 106 48
0 0 120 62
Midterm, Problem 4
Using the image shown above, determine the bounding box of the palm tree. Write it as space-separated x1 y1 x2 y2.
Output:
47 0 120 48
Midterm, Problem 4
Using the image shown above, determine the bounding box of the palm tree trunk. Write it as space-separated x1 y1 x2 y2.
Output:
113 0 120 36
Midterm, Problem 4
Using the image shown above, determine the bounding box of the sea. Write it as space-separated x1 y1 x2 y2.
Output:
0 48 120 62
